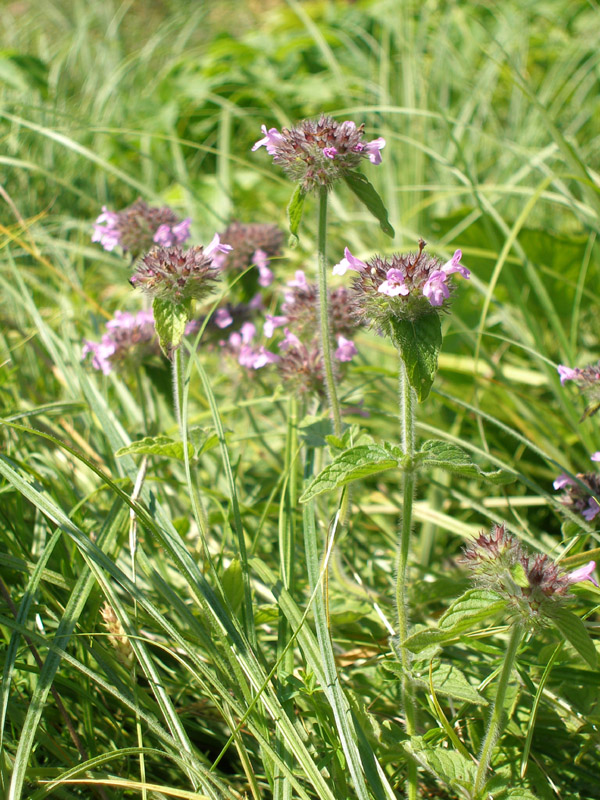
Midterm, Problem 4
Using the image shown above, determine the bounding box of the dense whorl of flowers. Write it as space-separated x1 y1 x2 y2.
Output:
92 199 191 258
557 360 600 417
212 221 284 287
554 465 600 522
333 240 470 325
252 115 385 192
130 235 231 304
463 524 597 625
82 310 158 374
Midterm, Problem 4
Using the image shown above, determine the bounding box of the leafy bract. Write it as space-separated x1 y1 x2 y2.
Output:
153 297 191 356
343 171 394 237
387 315 442 402
287 184 306 247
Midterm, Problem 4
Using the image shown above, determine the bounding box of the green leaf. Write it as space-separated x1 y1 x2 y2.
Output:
343 171 395 237
153 297 191 356
404 735 475 793
189 426 220 456
115 435 194 461
414 662 488 705
299 444 400 502
545 605 597 668
0 51 48 95
402 590 507 654
287 184 307 246
222 559 244 614
418 440 515 484
387 315 442 402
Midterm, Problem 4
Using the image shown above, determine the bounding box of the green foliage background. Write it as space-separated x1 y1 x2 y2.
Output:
1 0 599 798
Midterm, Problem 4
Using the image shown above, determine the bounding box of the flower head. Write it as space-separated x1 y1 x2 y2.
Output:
336 240 469 326
252 115 385 192
463 523 594 626
556 360 600 418
130 244 221 305
554 469 600 522
92 199 190 258
82 310 158 374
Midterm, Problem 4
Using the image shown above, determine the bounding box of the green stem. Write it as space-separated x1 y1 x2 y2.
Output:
395 357 418 800
317 185 342 437
473 623 524 798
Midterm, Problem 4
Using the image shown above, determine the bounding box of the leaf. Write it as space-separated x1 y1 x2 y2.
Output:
287 184 306 247
0 51 48 95
387 315 442 402
418 440 515 484
343 171 395 237
189 426 220 456
414 662 488 705
115 435 194 461
153 297 191 356
402 590 507 654
404 735 475 792
545 605 597 668
299 444 400 502
222 559 244 614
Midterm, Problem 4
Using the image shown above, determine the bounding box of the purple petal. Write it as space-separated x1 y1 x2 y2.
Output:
441 249 470 279
287 270 308 289
264 314 288 338
323 147 337 159
423 270 450 306
251 125 283 155
566 560 599 587
582 499 600 521
332 247 367 276
557 364 580 384
553 473 576 490
214 308 233 329
153 224 175 247
205 233 233 259
335 336 358 362
363 137 386 165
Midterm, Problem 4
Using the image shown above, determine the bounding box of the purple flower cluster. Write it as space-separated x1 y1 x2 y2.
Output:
92 198 191 258
557 360 600 418
210 221 284 290
463 523 597 625
82 310 157 375
554 455 600 522
130 234 231 304
252 116 385 192
333 240 469 325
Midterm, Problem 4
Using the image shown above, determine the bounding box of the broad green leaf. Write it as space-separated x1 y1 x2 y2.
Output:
387 315 442 402
222 559 244 614
415 662 488 705
418 440 515 484
287 184 306 246
299 444 400 502
153 297 190 356
545 605 597 668
115 435 194 461
439 589 507 631
404 735 475 793
343 171 394 237
189 426 220 456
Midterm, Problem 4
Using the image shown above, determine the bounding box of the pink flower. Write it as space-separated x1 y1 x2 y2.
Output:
252 125 284 155
553 474 576 490
557 365 581 384
106 310 136 330
253 249 274 287
214 308 233 329
153 218 192 247
355 137 386 165
592 452 600 462
82 338 116 375
378 268 409 297
335 336 357 362
566 560 599 587
92 206 121 251
582 498 600 521
240 322 256 344
251 346 280 368
323 147 337 159
440 249 470 279
279 328 302 351
422 270 450 307
332 248 367 276
264 314 288 338
205 233 233 260
287 270 308 289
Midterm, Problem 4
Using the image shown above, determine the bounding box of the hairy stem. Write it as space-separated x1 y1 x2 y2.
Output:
316 185 342 437
395 357 418 800
473 623 524 797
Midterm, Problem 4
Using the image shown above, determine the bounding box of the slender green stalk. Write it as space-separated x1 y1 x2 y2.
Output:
473 623 524 798
395 357 418 800
316 185 342 437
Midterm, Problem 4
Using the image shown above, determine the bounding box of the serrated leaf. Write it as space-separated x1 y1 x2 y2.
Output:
404 735 476 792
153 297 190 356
439 589 507 632
287 184 306 246
414 662 488 705
546 605 597 668
299 444 400 502
387 315 442 402
343 171 394 237
115 435 194 460
188 426 220 456
419 440 515 484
